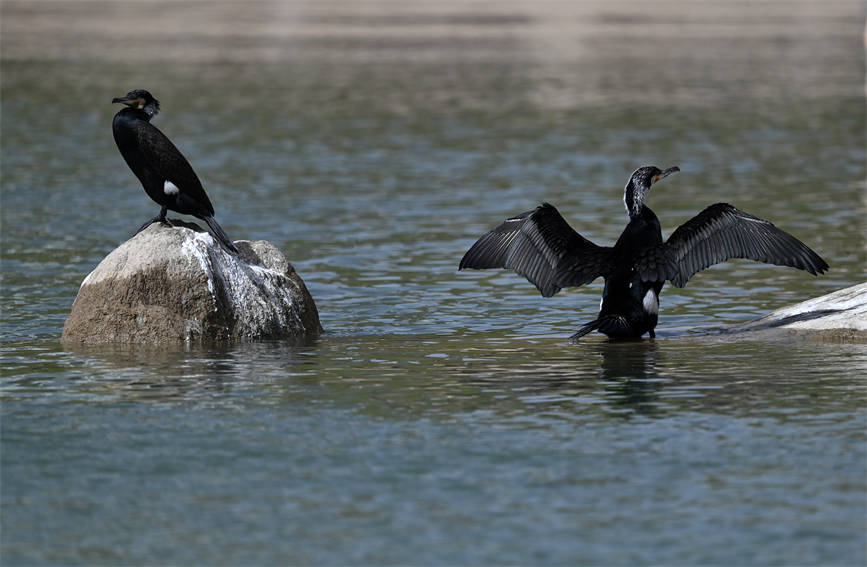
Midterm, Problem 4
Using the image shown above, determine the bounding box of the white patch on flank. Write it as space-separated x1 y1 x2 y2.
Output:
642 289 659 315
164 181 180 196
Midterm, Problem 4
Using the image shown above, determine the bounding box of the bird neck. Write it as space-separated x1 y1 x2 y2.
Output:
117 107 154 122
624 181 649 218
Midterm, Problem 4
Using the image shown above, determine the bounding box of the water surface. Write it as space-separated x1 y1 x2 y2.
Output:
2 1 865 564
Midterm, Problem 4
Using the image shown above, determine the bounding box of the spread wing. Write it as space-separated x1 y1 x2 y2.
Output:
459 203 613 297
639 203 829 288
134 121 214 215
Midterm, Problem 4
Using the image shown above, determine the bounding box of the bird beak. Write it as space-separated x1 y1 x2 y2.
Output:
652 166 680 185
112 95 140 107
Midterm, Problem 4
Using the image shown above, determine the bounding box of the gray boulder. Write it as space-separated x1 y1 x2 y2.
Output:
722 282 867 341
62 221 322 344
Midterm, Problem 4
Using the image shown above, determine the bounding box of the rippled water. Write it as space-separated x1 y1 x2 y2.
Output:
2 1 866 565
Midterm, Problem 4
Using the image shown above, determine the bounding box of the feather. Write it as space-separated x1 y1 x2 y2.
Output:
459 203 612 297
134 120 215 217
640 203 829 287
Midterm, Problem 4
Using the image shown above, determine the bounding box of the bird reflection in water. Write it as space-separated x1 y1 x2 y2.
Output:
594 340 665 416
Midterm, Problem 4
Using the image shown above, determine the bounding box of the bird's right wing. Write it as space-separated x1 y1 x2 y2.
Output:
459 203 612 297
644 203 829 288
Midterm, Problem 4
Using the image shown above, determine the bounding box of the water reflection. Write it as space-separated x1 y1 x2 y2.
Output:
594 341 665 416
27 334 861 427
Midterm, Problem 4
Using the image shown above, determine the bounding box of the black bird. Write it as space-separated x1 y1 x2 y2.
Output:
111 89 239 254
459 166 829 340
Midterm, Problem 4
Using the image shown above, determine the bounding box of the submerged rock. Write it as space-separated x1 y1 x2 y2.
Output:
62 221 322 344
722 282 867 341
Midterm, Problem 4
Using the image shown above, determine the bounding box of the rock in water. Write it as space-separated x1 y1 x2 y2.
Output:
62 221 322 344
722 282 867 342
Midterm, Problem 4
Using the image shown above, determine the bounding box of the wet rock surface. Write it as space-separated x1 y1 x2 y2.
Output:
721 282 867 342
61 221 322 344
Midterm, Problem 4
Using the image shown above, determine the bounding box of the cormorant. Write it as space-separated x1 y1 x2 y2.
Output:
111 89 239 254
459 166 829 340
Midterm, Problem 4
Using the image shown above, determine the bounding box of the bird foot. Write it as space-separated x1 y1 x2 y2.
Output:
134 215 171 236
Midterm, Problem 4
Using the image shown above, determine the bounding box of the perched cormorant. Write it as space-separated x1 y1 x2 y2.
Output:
111 89 239 254
459 166 829 340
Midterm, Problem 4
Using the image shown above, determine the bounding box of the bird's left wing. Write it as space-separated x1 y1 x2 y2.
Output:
459 203 613 297
134 121 215 215
638 203 829 288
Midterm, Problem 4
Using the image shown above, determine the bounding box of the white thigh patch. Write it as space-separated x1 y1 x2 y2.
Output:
642 289 658 314
164 181 180 195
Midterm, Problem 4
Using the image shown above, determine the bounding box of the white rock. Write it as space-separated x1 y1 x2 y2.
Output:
62 221 322 344
724 282 867 341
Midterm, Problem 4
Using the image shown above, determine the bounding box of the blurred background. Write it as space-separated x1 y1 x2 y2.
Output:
2 1 864 338
2 1 865 565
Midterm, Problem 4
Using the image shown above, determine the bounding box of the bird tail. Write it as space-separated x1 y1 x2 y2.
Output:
569 315 637 341
570 319 602 341
202 216 239 254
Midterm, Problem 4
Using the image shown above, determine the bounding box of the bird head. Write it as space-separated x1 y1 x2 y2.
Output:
624 165 679 217
112 89 160 117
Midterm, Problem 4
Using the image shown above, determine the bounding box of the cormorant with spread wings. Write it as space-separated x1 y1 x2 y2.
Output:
459 166 828 339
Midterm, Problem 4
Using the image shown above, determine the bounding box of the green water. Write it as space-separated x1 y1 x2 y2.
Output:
2 1 865 564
